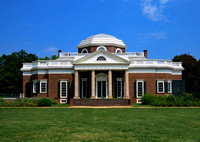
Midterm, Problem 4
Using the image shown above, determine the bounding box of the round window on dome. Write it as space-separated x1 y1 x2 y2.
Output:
81 48 88 53
97 46 107 51
116 48 122 53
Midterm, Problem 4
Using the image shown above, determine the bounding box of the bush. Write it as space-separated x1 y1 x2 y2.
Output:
38 98 52 106
0 98 6 106
141 93 200 107
141 93 157 105
51 99 58 105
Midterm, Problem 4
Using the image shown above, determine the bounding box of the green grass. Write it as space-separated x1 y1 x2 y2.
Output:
0 108 200 142
51 103 71 107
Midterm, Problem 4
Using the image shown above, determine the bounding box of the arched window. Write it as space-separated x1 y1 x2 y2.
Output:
115 48 122 53
97 46 107 51
97 56 106 61
81 48 88 53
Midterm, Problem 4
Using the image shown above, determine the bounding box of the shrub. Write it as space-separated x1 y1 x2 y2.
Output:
51 99 58 105
0 98 6 106
38 98 52 106
141 92 200 107
141 93 157 105
10 99 24 107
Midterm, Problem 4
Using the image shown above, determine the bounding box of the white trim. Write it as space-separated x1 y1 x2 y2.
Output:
23 72 32 76
157 80 165 93
168 80 172 93
60 80 68 98
81 48 88 53
81 78 87 98
136 80 144 98
96 46 107 51
116 78 123 98
32 80 37 93
115 48 122 53
60 99 67 104
40 80 47 93
48 70 74 74
137 99 142 103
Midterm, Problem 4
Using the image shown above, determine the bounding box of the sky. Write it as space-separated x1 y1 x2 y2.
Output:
0 0 200 60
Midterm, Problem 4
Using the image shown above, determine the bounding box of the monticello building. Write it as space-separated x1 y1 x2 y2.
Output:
21 34 184 106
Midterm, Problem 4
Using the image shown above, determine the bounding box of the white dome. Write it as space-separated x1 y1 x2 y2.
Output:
77 33 126 48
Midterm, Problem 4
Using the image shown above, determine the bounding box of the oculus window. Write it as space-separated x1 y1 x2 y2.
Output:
97 46 107 51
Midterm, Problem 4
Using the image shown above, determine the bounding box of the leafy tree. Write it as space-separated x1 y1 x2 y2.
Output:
39 55 58 60
0 50 38 94
172 54 199 94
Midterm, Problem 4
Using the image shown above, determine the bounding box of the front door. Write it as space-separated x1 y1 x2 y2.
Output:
97 81 106 98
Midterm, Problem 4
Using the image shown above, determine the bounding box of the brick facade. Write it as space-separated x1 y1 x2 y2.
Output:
78 46 126 53
23 71 182 104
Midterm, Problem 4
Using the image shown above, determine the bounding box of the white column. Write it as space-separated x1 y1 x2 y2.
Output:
91 70 96 98
124 70 130 99
74 70 80 99
108 70 113 98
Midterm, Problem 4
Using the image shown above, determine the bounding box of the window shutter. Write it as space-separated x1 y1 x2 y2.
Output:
165 82 168 93
122 79 124 98
144 82 146 94
80 80 82 98
37 83 40 93
58 82 60 98
115 80 117 98
156 81 157 93
134 82 136 98
67 81 69 99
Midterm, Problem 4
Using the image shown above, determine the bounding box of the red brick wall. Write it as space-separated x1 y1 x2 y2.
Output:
23 76 31 97
78 46 126 53
48 74 74 99
128 73 183 102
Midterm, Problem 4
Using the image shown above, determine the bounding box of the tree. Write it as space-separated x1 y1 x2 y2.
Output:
172 54 199 94
39 55 58 60
0 50 38 94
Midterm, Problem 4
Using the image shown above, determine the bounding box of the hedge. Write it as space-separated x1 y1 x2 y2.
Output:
141 93 200 106
0 98 57 107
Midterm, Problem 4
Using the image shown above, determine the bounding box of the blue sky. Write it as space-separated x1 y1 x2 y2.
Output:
0 0 200 60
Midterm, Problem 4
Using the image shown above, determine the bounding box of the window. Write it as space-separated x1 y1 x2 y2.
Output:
40 80 47 93
60 80 68 98
33 80 37 93
60 99 67 104
168 80 172 93
137 99 142 103
115 48 122 53
157 80 164 93
81 78 87 98
97 46 107 51
81 48 88 53
116 78 123 98
136 80 144 98
97 56 106 61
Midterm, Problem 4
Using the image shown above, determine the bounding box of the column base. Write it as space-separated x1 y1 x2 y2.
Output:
90 96 96 99
123 96 130 99
73 96 80 99
108 96 113 98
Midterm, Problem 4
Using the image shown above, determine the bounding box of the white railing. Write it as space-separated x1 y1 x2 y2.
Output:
59 52 77 57
131 60 182 67
127 52 144 57
31 61 73 68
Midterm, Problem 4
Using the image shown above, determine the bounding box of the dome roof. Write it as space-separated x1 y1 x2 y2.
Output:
77 33 126 48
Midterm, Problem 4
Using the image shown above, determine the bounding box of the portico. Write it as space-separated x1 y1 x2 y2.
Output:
74 69 130 99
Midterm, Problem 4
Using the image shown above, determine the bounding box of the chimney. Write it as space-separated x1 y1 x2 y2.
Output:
144 50 147 58
58 50 62 58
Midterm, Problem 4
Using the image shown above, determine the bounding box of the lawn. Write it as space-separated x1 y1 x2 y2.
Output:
0 108 200 142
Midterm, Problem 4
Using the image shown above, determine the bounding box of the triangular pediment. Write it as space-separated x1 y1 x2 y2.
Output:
73 50 130 65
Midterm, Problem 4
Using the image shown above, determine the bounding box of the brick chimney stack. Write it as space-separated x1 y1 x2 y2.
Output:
58 50 62 58
144 50 147 58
